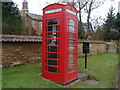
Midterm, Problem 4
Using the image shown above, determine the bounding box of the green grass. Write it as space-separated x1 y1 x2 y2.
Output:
70 53 118 88
2 53 118 88
0 69 2 89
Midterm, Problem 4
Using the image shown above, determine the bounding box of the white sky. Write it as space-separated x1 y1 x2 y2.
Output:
12 0 120 25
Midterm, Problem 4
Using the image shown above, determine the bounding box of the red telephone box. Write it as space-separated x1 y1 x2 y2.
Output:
42 3 78 85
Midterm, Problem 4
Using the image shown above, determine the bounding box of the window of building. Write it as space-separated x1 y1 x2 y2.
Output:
39 22 42 28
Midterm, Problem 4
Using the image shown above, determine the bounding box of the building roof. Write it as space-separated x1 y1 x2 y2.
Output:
26 13 42 21
1 35 42 42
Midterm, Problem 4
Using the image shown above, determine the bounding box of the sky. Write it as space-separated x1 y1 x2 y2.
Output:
12 0 120 25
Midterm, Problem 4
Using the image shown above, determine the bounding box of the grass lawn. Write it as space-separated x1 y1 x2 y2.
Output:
2 53 118 88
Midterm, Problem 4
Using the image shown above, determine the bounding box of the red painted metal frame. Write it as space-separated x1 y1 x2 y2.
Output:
42 3 78 84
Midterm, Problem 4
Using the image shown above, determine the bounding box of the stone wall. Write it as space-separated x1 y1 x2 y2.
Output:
106 41 118 53
2 40 118 67
78 41 107 56
2 42 41 67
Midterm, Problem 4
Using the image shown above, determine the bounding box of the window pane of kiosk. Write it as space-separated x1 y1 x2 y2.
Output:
48 19 60 25
69 40 76 45
69 33 75 38
48 60 58 66
69 66 75 72
69 19 75 26
48 26 60 31
48 33 60 38
47 39 60 45
69 53 75 58
69 26 75 32
48 53 58 59
69 47 76 52
69 60 75 65
48 46 58 52
48 66 57 73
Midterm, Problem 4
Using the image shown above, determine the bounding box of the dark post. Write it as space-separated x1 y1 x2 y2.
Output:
83 42 89 69
85 53 87 68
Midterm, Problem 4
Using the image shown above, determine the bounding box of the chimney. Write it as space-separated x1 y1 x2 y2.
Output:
22 0 28 9
21 0 28 17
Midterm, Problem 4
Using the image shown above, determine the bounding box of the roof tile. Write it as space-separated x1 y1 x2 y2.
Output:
1 35 42 42
26 13 42 21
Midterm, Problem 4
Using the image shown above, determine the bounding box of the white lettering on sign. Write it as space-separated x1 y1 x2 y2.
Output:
45 8 62 14
66 9 76 16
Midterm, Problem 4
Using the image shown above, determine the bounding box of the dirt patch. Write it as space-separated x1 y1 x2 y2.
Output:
84 79 99 85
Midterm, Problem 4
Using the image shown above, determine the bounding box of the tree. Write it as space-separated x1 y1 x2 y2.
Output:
93 26 104 40
78 0 88 39
114 13 120 39
2 2 23 35
70 0 106 39
103 6 119 40
84 0 105 39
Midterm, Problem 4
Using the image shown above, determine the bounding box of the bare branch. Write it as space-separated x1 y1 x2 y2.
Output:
80 1 88 10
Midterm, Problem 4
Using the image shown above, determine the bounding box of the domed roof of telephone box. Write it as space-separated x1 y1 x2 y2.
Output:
43 3 78 13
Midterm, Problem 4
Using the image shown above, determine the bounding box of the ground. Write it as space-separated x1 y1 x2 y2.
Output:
118 65 120 88
2 53 118 88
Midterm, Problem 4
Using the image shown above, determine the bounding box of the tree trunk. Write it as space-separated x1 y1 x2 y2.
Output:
87 1 92 40
78 2 84 39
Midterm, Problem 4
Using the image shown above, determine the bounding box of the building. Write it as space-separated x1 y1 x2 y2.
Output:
21 0 42 36
118 1 120 13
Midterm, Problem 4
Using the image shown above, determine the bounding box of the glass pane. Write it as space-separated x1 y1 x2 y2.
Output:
69 33 75 38
69 47 76 52
48 53 58 59
47 39 59 45
69 60 75 65
69 53 76 58
48 33 60 38
69 26 75 32
48 19 60 25
69 66 75 72
48 66 58 73
69 19 75 26
48 46 58 52
69 40 76 45
48 60 58 66
48 26 60 31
